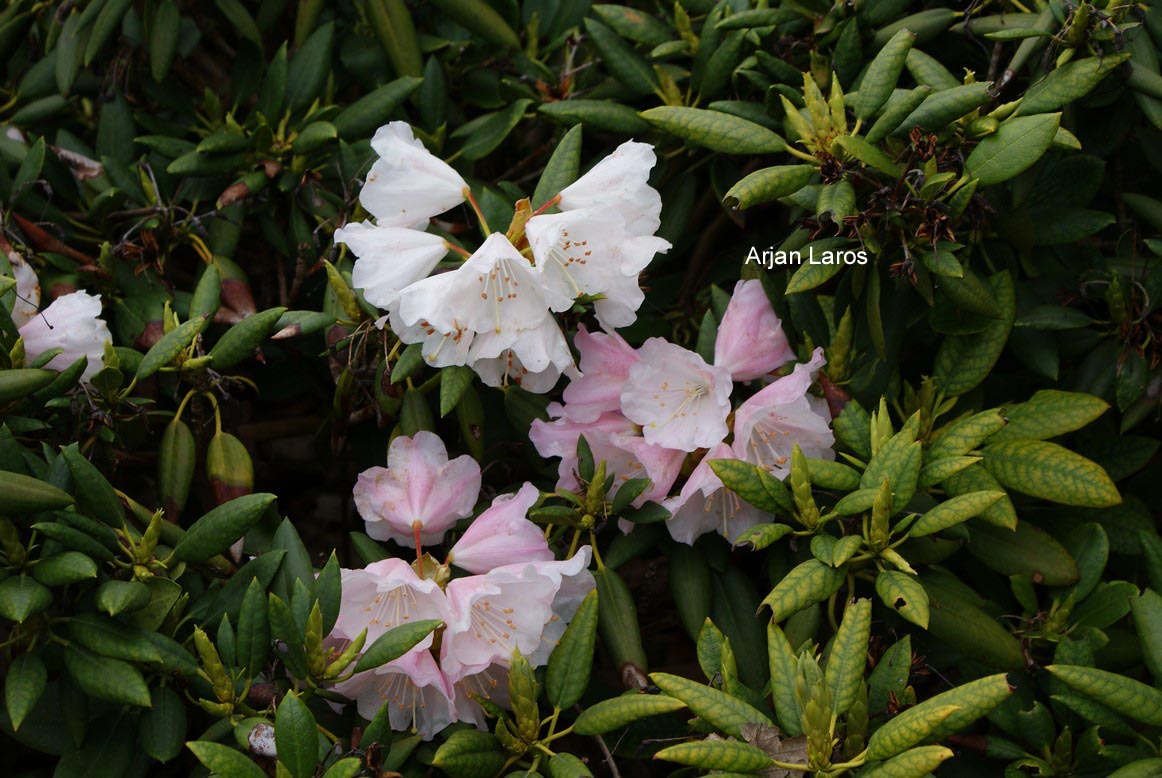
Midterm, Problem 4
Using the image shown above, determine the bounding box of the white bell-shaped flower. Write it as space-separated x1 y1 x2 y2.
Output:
336 222 450 310
362 122 469 229
18 291 111 381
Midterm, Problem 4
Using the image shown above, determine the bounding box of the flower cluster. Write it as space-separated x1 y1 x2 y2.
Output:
333 433 593 739
531 280 835 544
336 122 670 392
6 248 111 380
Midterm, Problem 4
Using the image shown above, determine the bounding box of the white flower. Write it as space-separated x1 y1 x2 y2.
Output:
663 443 769 545
336 222 450 310
620 339 733 452
362 122 469 229
526 206 669 328
18 291 111 381
388 297 474 368
5 249 40 329
398 233 549 344
469 317 572 393
558 141 664 237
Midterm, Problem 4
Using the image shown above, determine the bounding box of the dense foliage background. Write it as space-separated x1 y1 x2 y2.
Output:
2 0 1162 775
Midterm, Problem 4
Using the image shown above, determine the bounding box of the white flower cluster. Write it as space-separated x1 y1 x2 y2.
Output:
335 123 670 392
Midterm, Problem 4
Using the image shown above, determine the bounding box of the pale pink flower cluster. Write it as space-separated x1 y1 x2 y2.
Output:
336 122 670 393
336 434 593 740
530 280 835 545
6 249 111 380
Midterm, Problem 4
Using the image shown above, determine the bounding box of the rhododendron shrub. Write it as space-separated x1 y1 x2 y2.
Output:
3 3 1162 777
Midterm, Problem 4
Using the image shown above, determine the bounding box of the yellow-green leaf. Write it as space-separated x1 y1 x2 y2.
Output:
862 745 954 777
876 571 929 628
825 598 871 716
573 693 687 735
981 439 1120 507
965 113 1060 185
909 491 1005 536
867 704 960 761
762 559 845 621
653 739 773 772
649 672 771 738
1045 664 1162 726
723 165 816 211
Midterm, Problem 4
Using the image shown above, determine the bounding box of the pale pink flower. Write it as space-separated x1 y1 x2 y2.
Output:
663 444 770 545
620 339 733 452
362 122 468 229
332 557 450 647
559 325 640 422
449 662 511 729
447 483 553 574
334 648 456 740
731 348 835 477
353 432 481 547
440 549 594 679
336 223 450 310
558 141 663 237
19 291 111 381
714 280 794 381
530 411 682 505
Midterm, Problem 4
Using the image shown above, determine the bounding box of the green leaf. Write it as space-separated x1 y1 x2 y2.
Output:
138 687 186 763
583 18 659 96
982 440 1120 508
825 598 871 716
63 645 151 707
833 135 902 176
766 623 802 735
173 493 277 562
990 390 1108 443
862 746 954 777
457 99 534 161
0 575 51 624
723 165 816 211
649 672 772 738
548 753 594 778
1045 664 1162 726
860 427 922 514
966 114 1060 185
67 613 162 663
933 271 1015 396
856 29 916 119
922 576 1026 670
149 0 181 82
709 459 791 513
1132 589 1162 684
897 81 993 133
275 693 318 778
62 443 124 524
895 673 1013 740
439 365 475 417
909 491 1005 536
867 704 961 761
733 522 793 551
31 551 97 586
286 22 334 111
209 307 289 369
761 559 845 622
135 314 211 382
332 77 424 140
876 571 929 628
641 106 786 154
1016 53 1130 116
653 739 773 772
538 100 651 134
572 693 686 735
432 730 507 778
96 578 154 616
354 619 442 673
0 468 74 514
5 653 46 730
927 409 1007 459
532 125 582 211
187 742 265 778
237 578 270 678
546 590 598 710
